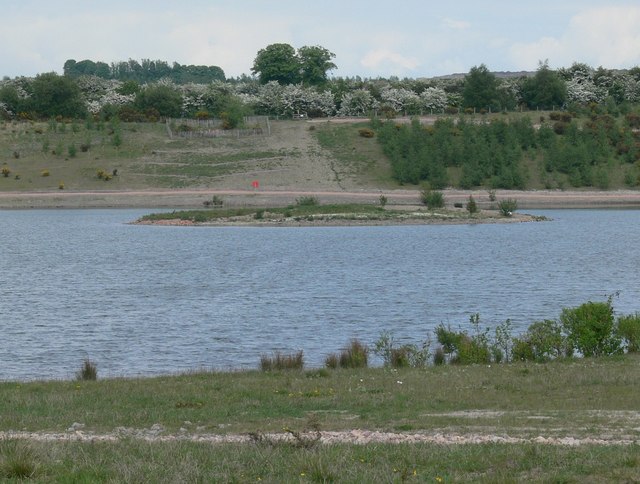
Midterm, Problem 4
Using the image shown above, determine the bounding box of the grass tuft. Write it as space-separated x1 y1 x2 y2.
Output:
260 351 304 371
76 358 98 381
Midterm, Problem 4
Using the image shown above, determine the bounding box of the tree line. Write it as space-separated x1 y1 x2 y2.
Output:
63 58 225 84
1 43 640 123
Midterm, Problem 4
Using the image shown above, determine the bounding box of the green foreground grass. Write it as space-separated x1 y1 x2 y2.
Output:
1 356 639 481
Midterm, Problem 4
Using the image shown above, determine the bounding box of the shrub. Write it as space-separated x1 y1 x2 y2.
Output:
260 351 304 371
420 189 444 209
617 313 640 352
373 331 430 368
1 166 10 177
379 194 388 207
435 315 492 365
41 169 50 177
296 196 319 206
512 319 567 362
58 181 65 190
497 198 517 216
358 128 375 138
76 359 97 381
80 142 90 152
203 195 224 207
560 299 622 357
487 189 496 201
466 195 478 214
68 143 77 158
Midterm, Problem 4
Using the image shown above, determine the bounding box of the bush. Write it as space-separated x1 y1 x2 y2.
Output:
466 195 478 214
41 169 50 177
296 196 319 206
358 128 375 138
1 166 10 177
420 189 444 209
617 313 640 352
497 198 517 216
373 331 430 368
512 319 567 362
260 351 304 371
76 359 97 381
435 315 492 365
560 299 622 357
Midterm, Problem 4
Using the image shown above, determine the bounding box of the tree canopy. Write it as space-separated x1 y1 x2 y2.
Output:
251 44 336 86
522 61 567 110
462 64 500 111
63 58 225 84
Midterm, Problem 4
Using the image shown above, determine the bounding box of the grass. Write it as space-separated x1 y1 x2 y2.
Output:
1 439 639 482
0 356 639 480
1 355 639 435
313 121 397 188
0 119 302 192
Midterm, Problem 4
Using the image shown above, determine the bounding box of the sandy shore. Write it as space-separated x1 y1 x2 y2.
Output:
0 188 639 210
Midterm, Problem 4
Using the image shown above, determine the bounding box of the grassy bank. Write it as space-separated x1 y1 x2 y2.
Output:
1 356 639 480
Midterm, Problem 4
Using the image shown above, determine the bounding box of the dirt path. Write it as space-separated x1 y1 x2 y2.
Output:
1 188 640 209
0 429 636 446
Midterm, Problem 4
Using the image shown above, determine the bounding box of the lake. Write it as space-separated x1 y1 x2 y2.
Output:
1 209 638 380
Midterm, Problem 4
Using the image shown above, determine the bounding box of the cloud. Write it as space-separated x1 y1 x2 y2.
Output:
360 49 420 73
509 6 640 70
441 17 471 30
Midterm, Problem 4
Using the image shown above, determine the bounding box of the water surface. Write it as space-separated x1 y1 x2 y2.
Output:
1 209 638 380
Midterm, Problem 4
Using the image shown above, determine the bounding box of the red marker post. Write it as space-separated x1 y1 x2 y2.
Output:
251 180 260 189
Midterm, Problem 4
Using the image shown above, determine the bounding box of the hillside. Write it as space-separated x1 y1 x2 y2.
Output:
1 115 640 209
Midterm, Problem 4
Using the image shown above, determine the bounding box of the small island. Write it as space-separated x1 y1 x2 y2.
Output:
134 200 547 227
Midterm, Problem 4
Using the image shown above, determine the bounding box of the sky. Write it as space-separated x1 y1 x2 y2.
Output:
2 0 640 80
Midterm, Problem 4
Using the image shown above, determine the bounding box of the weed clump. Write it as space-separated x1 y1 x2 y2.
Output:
76 359 98 381
325 339 369 369
0 439 37 480
260 351 304 371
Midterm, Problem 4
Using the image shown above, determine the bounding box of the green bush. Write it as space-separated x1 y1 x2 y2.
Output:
617 313 640 352
420 189 444 209
497 198 517 216
296 196 319 206
560 300 622 357
512 319 568 362
466 195 478 214
358 128 375 138
373 331 430 368
434 315 492 365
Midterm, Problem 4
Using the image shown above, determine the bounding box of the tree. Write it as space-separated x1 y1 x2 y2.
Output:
297 45 336 86
521 60 567 110
28 72 87 118
135 84 183 118
251 43 301 85
462 64 500 111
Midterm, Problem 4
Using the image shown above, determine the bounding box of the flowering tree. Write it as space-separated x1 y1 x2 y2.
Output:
338 89 378 116
380 87 421 115
420 87 448 112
